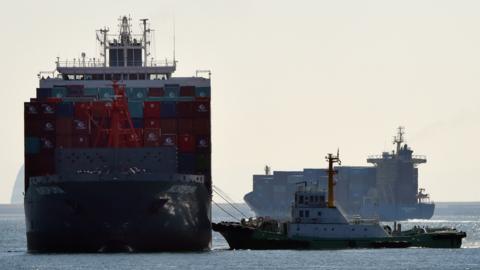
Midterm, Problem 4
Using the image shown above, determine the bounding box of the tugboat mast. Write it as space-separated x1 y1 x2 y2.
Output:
326 150 341 208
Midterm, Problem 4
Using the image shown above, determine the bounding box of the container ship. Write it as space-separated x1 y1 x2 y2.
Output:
24 16 212 252
244 127 434 221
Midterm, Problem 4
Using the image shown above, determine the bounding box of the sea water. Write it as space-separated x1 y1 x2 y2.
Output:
0 202 479 270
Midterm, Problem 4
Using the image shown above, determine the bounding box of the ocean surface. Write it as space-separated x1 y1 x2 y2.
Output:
0 202 479 270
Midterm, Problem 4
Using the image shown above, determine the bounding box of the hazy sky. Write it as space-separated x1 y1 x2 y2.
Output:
1 0 479 203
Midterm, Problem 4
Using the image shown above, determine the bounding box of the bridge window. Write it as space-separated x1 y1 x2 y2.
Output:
299 196 304 204
299 210 304 217
305 210 310 218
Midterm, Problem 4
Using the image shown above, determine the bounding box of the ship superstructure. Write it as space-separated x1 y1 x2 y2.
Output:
244 127 434 221
24 16 212 252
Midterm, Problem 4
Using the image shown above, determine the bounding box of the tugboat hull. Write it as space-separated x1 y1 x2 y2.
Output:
213 222 466 250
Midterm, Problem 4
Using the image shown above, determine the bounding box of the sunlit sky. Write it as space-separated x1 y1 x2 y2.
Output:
1 0 480 203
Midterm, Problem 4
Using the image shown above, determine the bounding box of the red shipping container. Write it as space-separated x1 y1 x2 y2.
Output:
192 101 210 118
148 87 164 97
144 128 161 147
56 135 72 148
160 134 177 147
25 153 55 176
72 135 90 148
193 118 211 134
40 119 56 134
56 117 73 135
176 102 194 118
178 118 193 133
72 119 90 135
46 97 63 103
25 102 40 120
180 86 195 97
144 118 160 128
40 136 56 153
74 102 92 119
160 119 177 133
178 134 195 153
91 101 112 118
144 101 161 118
135 128 144 138
25 118 41 136
40 102 57 116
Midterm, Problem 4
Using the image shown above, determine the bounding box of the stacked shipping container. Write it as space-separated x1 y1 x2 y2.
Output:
24 84 211 189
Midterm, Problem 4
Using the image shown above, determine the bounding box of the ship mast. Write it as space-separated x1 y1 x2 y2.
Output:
140 18 150 67
326 150 341 208
393 126 405 154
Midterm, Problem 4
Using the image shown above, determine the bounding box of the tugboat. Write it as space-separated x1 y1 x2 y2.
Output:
213 152 466 250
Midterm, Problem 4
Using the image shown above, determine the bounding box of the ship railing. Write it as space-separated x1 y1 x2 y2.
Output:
55 58 176 68
349 215 380 224
38 70 58 79
367 154 427 160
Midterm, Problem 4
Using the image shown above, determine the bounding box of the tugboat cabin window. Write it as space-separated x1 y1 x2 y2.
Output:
299 210 304 217
305 210 310 218
317 211 322 216
299 196 304 204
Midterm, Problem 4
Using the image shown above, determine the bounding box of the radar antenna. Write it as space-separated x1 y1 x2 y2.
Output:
96 27 109 67
393 126 405 154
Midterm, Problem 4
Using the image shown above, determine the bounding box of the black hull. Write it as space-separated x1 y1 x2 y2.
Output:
25 180 211 252
213 222 466 250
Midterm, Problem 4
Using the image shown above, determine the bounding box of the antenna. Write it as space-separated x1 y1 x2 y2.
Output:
173 16 176 66
264 165 271 175
97 27 109 67
140 18 150 67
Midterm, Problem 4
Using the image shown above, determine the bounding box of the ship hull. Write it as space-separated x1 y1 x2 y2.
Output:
25 179 211 252
358 203 435 221
213 222 465 250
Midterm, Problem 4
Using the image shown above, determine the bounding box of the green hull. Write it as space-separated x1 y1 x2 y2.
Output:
213 223 466 250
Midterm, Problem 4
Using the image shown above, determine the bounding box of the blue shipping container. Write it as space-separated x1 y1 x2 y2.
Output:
36 88 52 100
51 87 67 98
178 153 196 173
25 137 41 154
128 101 144 118
195 87 211 98
132 118 144 128
160 101 176 118
84 88 99 98
56 102 74 117
99 88 114 100
127 88 147 100
164 85 180 98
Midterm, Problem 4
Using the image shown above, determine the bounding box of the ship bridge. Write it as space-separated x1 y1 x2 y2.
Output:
39 16 179 82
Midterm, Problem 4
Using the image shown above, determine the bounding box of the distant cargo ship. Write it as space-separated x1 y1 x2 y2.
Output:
24 16 212 252
244 127 434 221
